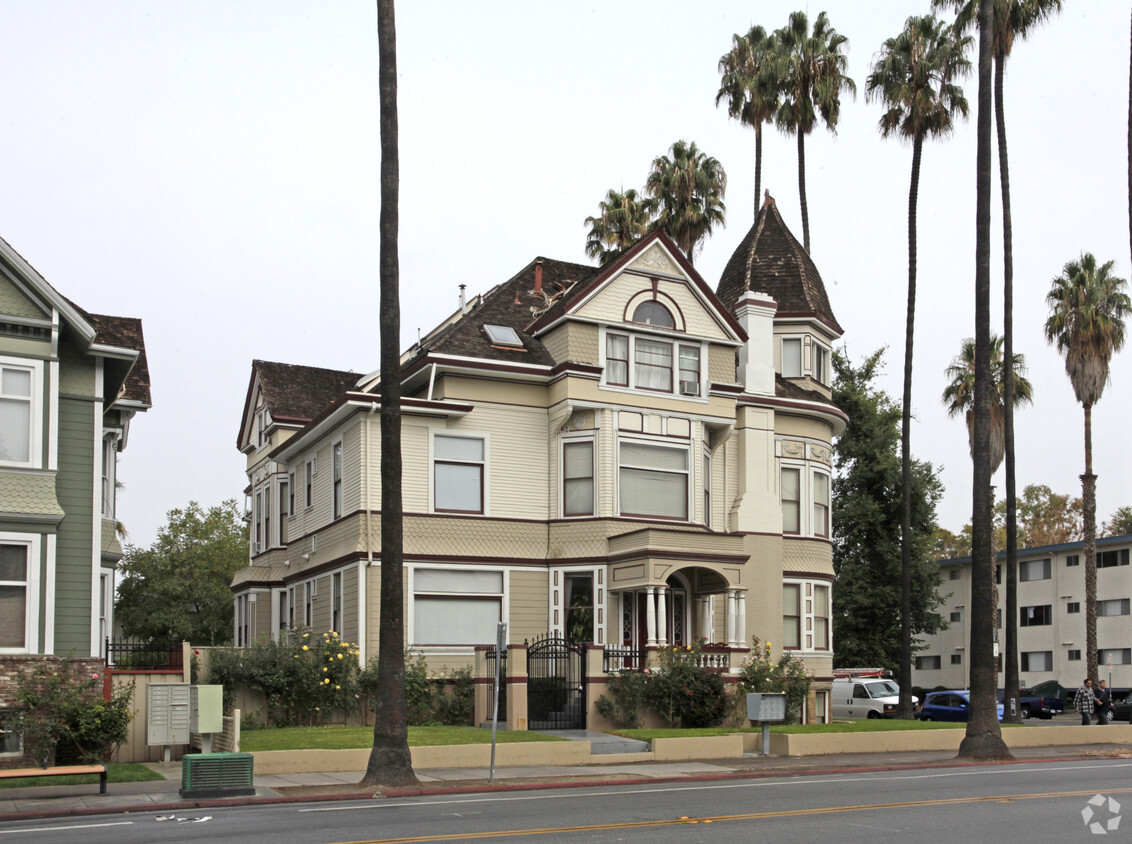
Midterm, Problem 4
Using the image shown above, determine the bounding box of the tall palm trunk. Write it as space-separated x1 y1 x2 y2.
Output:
959 0 1010 761
898 133 923 720
363 0 417 788
797 130 810 253
754 123 763 220
1083 402 1098 683
996 53 1021 724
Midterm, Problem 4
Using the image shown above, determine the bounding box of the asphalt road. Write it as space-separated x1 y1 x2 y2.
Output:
3 758 1129 843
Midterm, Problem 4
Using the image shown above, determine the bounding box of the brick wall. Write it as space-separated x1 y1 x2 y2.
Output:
0 656 104 768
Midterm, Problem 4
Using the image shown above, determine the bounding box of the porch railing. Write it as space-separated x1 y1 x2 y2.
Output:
104 637 184 670
602 645 645 673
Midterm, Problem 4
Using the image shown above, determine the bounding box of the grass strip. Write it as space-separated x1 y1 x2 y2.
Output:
240 724 570 752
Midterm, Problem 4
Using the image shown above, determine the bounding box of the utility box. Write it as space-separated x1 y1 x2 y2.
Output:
746 692 787 722
190 685 224 734
148 683 191 746
180 752 255 799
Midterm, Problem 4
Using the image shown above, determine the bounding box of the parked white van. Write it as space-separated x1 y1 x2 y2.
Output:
832 673 918 719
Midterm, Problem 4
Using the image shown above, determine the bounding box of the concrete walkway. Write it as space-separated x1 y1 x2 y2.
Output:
1 742 1128 822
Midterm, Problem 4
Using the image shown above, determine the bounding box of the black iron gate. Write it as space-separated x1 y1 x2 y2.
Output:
526 635 585 730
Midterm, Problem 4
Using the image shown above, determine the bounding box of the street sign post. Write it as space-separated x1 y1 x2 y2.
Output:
489 622 507 783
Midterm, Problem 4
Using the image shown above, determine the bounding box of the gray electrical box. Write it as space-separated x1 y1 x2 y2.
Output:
190 685 224 734
746 692 787 722
148 683 192 746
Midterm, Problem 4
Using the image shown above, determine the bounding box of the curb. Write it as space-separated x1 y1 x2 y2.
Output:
0 753 1099 823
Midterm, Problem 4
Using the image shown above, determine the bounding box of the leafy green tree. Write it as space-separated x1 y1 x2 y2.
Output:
362 0 417 789
866 13 970 718
716 25 780 219
1104 506 1132 537
1045 252 1131 685
115 500 247 644
1015 484 1082 547
584 188 655 265
831 349 946 671
644 140 727 265
773 10 856 254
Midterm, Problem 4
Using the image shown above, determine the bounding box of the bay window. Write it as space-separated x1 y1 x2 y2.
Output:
604 331 704 397
813 472 830 538
619 441 688 520
635 339 672 391
784 579 832 652
413 568 503 646
813 585 829 649
781 467 800 534
783 583 801 649
433 434 485 514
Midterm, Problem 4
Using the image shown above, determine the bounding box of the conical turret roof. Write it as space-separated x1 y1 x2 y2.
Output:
716 196 842 336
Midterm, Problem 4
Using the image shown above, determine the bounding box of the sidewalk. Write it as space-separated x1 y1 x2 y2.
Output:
2 742 1128 822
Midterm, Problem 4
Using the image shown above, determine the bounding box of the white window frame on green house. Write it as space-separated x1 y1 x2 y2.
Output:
0 534 41 654
410 565 506 653
431 432 488 515
0 357 42 468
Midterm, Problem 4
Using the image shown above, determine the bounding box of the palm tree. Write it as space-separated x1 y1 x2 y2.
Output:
773 11 856 254
644 140 727 265
716 26 779 220
865 14 970 719
958 0 1009 761
1044 253 1131 686
584 188 655 266
934 0 1061 731
942 334 1033 471
362 0 417 788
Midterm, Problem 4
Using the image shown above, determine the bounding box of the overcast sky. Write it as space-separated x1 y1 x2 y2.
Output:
0 1 1127 548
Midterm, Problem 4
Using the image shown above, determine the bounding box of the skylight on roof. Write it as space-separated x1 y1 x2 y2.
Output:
484 324 523 347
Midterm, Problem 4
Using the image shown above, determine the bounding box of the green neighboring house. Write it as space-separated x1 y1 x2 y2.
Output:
0 234 150 661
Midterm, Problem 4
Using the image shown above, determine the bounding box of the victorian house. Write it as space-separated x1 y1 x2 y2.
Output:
233 197 844 718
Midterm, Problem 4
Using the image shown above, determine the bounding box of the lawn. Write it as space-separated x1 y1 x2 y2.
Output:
614 720 1026 742
0 762 163 790
240 725 570 752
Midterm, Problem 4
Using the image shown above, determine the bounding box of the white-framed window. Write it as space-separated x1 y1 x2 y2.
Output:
331 571 343 632
413 567 503 646
99 570 112 646
433 434 486 514
813 471 830 538
562 440 594 517
618 439 688 520
602 329 704 398
304 580 314 627
287 471 296 518
783 583 801 648
781 338 802 377
278 590 289 635
304 459 314 509
332 441 343 520
287 585 297 629
812 343 830 385
783 579 831 652
278 478 289 544
253 489 263 553
813 584 829 650
703 451 712 528
0 359 40 467
563 571 595 643
263 485 271 552
101 434 118 518
632 300 675 327
1021 651 1053 672
236 594 250 646
256 405 271 449
781 467 800 534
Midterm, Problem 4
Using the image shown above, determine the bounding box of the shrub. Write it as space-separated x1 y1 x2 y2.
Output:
734 637 813 724
11 660 134 765
359 651 474 726
595 670 648 729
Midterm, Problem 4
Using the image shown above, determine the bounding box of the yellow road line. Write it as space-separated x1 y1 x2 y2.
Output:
332 786 1132 843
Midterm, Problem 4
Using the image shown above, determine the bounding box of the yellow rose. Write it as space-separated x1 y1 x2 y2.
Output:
323 667 328 672
337 654 343 660
323 678 330 684
302 645 309 651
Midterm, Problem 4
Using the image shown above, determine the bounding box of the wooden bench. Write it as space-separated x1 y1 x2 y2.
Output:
0 764 107 795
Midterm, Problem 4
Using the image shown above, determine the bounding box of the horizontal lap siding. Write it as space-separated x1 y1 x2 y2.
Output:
54 397 95 654
507 569 548 644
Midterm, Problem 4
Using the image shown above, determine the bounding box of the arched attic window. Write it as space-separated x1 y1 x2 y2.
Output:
632 301 675 328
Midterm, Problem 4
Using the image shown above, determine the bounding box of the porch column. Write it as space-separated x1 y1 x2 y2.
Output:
700 596 712 642
646 586 658 647
656 586 669 647
726 589 738 646
736 590 747 649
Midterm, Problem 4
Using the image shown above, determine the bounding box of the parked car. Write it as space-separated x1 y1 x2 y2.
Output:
832 676 919 719
918 690 1003 722
996 688 1064 719
1103 689 1132 722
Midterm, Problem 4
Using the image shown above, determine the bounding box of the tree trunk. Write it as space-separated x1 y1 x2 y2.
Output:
797 129 810 254
754 123 763 222
959 0 1011 761
897 134 923 720
362 0 417 788
1084 402 1098 684
996 53 1022 724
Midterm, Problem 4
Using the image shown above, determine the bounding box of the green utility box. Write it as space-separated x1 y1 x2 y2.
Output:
180 752 255 799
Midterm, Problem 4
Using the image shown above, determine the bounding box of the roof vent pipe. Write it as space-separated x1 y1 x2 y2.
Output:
534 259 543 295
459 283 467 314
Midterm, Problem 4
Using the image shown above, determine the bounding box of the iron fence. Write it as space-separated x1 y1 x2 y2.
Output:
105 638 184 670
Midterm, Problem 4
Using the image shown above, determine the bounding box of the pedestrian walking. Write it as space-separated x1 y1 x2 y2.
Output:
1075 678 1096 725
1095 680 1112 725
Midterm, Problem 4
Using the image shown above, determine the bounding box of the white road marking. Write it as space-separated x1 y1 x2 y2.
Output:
0 821 133 835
